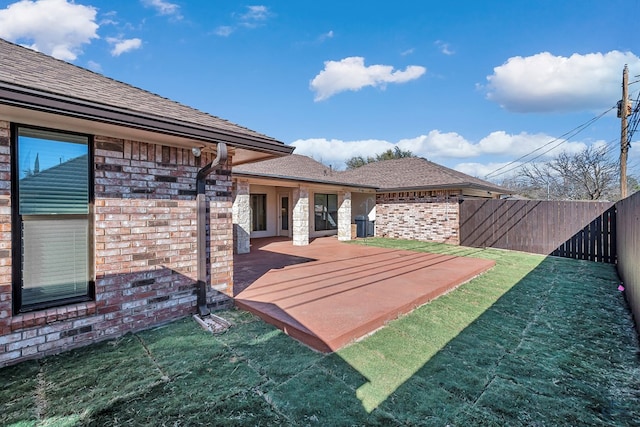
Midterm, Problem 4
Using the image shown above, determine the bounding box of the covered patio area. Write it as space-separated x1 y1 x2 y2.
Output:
234 237 495 352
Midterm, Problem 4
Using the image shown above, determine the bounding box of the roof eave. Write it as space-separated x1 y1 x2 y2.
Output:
233 171 378 189
377 182 511 194
0 82 294 156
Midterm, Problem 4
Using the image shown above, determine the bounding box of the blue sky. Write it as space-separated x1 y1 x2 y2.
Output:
1 0 640 181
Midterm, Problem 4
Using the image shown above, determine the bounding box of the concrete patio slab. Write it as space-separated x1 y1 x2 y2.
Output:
234 237 495 352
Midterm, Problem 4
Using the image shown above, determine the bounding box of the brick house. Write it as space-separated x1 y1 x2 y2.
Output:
0 39 292 367
232 156 508 250
339 157 508 245
233 154 377 252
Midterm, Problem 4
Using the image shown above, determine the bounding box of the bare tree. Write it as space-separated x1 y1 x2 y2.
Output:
516 145 619 200
516 163 560 200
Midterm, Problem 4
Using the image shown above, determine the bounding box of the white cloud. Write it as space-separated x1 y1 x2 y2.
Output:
290 138 393 168
0 0 98 61
395 131 475 158
475 131 586 157
435 40 454 56
215 26 234 37
100 10 118 26
215 5 270 36
87 60 102 72
242 5 269 21
318 30 334 42
290 130 591 172
107 37 142 56
454 162 517 179
485 51 640 113
401 48 415 56
141 0 181 17
310 57 426 101
100 19 118 26
395 130 586 159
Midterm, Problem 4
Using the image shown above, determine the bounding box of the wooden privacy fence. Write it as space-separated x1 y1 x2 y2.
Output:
459 200 616 263
615 191 640 331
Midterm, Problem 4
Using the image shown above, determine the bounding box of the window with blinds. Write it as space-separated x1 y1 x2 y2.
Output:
15 126 92 311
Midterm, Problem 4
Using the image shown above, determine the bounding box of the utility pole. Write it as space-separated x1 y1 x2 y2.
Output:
620 65 629 199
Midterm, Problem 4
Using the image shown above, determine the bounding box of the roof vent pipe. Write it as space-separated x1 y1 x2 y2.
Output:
196 142 228 316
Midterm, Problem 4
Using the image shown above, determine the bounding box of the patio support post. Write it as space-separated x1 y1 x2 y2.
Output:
338 191 352 241
292 186 309 246
232 179 251 254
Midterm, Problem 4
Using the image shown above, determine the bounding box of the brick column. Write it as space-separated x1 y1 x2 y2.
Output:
292 186 309 246
232 180 251 254
338 191 352 241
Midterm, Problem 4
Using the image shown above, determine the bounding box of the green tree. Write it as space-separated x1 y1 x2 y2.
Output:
345 155 371 169
345 147 415 170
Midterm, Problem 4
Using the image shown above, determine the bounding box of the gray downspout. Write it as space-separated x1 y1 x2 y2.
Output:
196 142 228 316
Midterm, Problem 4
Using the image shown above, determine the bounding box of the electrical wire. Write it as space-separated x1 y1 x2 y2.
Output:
484 106 616 179
626 90 640 143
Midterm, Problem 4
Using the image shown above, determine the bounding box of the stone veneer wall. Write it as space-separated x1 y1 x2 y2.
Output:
375 190 460 245
337 191 352 241
292 187 309 246
232 179 251 254
0 123 233 367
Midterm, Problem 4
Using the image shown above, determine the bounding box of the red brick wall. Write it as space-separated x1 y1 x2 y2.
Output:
0 123 234 367
0 121 11 342
375 191 460 245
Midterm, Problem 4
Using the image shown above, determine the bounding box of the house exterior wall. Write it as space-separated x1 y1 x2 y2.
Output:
375 191 460 245
337 191 351 241
232 179 251 254
0 122 12 341
292 187 309 246
230 182 375 245
0 122 233 367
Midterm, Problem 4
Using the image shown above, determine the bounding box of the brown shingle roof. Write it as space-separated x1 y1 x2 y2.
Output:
0 38 292 155
233 154 364 186
338 157 508 192
235 155 510 194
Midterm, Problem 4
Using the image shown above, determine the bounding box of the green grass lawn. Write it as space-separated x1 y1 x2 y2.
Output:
2 239 639 426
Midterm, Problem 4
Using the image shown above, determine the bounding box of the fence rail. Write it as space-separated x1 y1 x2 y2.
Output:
459 200 616 263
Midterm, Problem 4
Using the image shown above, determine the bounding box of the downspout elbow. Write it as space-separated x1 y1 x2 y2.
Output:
196 142 228 316
197 142 228 194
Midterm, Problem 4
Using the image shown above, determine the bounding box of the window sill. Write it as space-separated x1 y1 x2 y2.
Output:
11 301 97 331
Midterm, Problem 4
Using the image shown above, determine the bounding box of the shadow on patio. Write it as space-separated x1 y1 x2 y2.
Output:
233 237 316 295
233 237 495 352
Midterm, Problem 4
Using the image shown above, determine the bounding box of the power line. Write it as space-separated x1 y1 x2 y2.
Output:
484 106 615 179
626 89 640 143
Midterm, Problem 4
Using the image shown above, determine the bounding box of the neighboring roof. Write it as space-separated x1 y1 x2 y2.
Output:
0 38 293 158
19 154 88 213
234 155 510 194
338 157 509 193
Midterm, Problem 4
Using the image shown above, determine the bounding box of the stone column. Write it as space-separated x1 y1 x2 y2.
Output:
338 191 352 241
232 180 251 254
292 186 309 246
